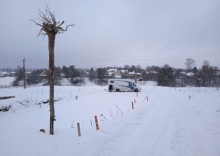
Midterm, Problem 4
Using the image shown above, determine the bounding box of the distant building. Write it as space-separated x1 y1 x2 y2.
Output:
0 72 10 77
107 69 121 78
39 71 48 78
10 72 16 77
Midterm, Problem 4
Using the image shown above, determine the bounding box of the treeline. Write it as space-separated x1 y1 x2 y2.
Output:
11 60 220 87
157 62 219 87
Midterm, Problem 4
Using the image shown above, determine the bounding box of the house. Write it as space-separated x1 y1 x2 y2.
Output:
120 70 128 74
107 69 121 78
128 71 136 79
0 72 10 77
39 71 48 78
10 72 16 77
25 72 31 77
107 69 117 76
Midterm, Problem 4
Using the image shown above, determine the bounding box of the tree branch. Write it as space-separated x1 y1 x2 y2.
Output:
30 6 74 36
29 19 43 27
63 24 75 31
39 9 50 23
57 21 65 27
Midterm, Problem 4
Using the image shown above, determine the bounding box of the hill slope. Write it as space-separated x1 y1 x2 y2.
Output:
0 85 220 156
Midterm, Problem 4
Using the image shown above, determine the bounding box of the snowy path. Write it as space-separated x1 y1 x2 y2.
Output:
81 87 220 156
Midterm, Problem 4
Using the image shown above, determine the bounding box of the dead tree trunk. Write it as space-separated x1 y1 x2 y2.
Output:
30 7 74 135
49 34 55 135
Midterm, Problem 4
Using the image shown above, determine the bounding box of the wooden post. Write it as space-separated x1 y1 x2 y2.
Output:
94 116 99 130
132 102 134 109
134 99 136 103
189 95 191 99
77 123 81 137
147 96 148 101
23 58 26 89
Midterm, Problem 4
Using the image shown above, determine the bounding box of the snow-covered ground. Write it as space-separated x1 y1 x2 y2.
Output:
0 77 15 87
0 81 220 156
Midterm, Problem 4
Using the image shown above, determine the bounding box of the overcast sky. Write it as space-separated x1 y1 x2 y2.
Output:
0 0 220 69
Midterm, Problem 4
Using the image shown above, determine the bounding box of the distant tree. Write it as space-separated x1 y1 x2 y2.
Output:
213 66 219 86
157 65 174 86
69 65 80 79
61 66 69 78
199 60 216 86
151 65 160 72
13 66 24 86
97 68 107 85
203 60 210 66
2 68 12 73
136 65 142 73
193 66 198 73
130 65 136 72
124 65 130 70
185 58 195 72
89 67 96 82
97 68 106 79
142 70 148 81
163 64 170 69
121 72 129 79
174 69 184 87
26 69 44 85
54 66 62 82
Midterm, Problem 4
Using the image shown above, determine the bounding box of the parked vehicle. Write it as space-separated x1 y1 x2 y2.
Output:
108 79 141 92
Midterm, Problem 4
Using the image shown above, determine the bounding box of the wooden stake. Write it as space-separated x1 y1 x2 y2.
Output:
132 102 134 109
77 123 81 137
94 116 99 130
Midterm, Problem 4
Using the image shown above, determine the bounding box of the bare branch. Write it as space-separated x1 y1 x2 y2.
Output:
37 29 42 37
62 24 75 31
29 19 42 26
50 12 57 24
39 9 50 23
57 21 65 27
30 6 74 36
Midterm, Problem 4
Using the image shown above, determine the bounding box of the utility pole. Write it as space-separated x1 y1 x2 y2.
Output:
23 58 26 89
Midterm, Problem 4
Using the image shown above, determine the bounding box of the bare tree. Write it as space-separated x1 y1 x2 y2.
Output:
185 58 195 72
30 7 74 135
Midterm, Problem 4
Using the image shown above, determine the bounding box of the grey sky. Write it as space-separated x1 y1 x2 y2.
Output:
0 0 220 69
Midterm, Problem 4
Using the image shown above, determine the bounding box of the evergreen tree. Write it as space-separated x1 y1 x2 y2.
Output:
13 67 24 86
69 65 80 79
157 65 174 86
61 66 69 78
26 69 44 85
89 67 96 82
97 68 107 85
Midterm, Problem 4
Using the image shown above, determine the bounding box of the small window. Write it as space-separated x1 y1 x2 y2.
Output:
110 80 114 83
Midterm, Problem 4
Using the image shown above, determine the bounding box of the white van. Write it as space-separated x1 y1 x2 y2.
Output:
108 79 141 92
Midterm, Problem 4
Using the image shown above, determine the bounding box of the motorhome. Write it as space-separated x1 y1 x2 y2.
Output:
108 79 141 92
